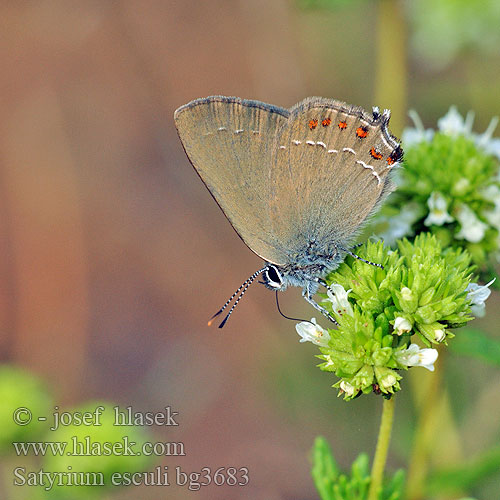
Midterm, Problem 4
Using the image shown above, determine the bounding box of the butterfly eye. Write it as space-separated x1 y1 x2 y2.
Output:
265 265 283 288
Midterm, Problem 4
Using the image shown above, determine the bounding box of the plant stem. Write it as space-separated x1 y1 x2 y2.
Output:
405 354 443 499
406 348 465 500
373 0 408 135
368 396 396 500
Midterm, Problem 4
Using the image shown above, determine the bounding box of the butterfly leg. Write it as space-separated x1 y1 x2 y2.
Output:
302 290 338 325
338 246 383 269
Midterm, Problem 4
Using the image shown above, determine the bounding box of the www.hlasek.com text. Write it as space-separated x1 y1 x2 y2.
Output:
13 435 185 457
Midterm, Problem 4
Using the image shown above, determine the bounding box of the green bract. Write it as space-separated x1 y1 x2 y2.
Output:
315 234 475 400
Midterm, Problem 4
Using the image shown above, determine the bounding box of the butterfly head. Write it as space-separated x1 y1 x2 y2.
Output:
260 261 327 295
261 265 286 291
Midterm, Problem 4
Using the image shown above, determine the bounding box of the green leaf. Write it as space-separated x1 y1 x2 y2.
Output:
310 437 405 500
311 436 340 500
450 328 500 366
382 469 406 500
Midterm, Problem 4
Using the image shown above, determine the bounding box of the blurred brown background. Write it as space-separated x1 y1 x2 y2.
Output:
1 1 500 499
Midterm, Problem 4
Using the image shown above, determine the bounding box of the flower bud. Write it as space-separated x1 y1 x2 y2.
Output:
417 323 446 343
393 316 412 335
396 287 419 313
374 367 401 393
339 380 356 397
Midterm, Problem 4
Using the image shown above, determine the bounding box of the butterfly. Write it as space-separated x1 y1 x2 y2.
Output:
174 96 402 327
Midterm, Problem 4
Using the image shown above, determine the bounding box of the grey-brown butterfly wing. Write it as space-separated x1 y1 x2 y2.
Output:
174 96 290 265
269 97 401 260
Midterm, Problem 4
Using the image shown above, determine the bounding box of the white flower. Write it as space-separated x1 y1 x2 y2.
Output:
483 205 500 231
480 185 500 231
466 279 495 317
379 203 423 246
480 185 500 205
475 116 500 158
455 204 489 243
401 110 434 147
393 317 412 336
483 137 500 161
437 106 473 137
395 344 439 372
296 318 331 347
324 284 353 317
424 192 454 226
438 107 500 159
339 380 355 396
404 107 500 161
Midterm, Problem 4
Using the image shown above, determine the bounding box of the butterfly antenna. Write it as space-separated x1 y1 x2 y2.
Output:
217 272 263 328
339 245 384 269
208 267 267 327
275 291 311 323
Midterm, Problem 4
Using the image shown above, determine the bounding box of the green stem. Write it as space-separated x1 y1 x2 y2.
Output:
405 354 443 499
406 348 465 500
368 396 396 500
374 0 408 135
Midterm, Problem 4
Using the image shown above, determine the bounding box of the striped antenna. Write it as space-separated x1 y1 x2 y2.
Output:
208 267 267 327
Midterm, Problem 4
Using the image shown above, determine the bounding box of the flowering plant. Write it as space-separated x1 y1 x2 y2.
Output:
301 107 499 500
297 234 479 400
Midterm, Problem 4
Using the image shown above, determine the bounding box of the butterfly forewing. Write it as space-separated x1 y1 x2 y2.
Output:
174 96 290 265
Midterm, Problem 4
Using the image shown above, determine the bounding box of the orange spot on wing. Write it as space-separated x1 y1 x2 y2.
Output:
370 147 383 160
388 146 404 165
322 118 331 127
309 119 318 130
338 121 347 129
356 126 368 138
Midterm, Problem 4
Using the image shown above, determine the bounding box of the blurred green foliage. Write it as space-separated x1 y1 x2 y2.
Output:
0 365 53 453
450 327 500 367
296 0 358 9
40 402 155 499
427 445 500 497
298 0 500 70
409 0 500 69
311 436 405 500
